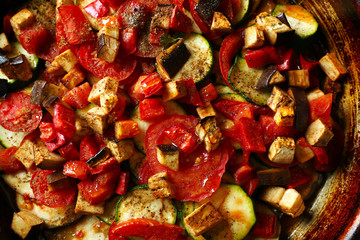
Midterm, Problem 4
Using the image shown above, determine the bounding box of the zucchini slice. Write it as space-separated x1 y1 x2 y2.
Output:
116 185 177 224
171 33 213 85
182 184 256 240
214 84 237 95
228 56 270 106
218 93 247 103
130 99 186 154
232 0 251 26
0 124 30 148
272 5 318 39
0 42 39 92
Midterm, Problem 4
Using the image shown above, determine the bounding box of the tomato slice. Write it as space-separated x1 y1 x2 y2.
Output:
0 147 24 174
109 219 184 240
142 115 228 201
0 92 42 132
30 170 77 208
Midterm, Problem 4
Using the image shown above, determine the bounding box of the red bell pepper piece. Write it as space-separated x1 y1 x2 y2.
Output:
310 146 328 165
244 177 259 196
286 166 312 189
276 47 296 71
213 99 254 121
119 27 138 57
300 54 318 71
0 147 24 174
116 171 130 195
58 5 95 45
170 5 192 33
139 98 165 121
58 142 80 161
84 0 109 19
164 124 199 154
109 219 184 240
80 135 100 162
90 157 118 175
19 22 51 55
53 103 76 140
179 79 203 107
36 31 61 62
251 212 277 238
39 122 57 143
217 0 233 22
199 83 218 103
235 118 266 153
102 0 124 9
62 82 92 109
188 0 210 33
245 46 281 68
78 164 120 204
149 27 166 45
44 132 67 152
140 72 163 98
219 28 244 87
63 161 90 180
233 164 255 186
308 93 333 127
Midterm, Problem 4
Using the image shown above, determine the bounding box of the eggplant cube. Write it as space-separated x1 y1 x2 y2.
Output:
319 52 347 81
288 69 310 89
244 25 265 49
256 65 285 89
274 106 295 126
150 5 173 30
195 116 223 152
14 140 36 169
196 102 216 119
100 92 118 113
156 145 180 171
11 211 43 239
268 137 295 164
278 188 305 218
106 139 134 163
10 54 33 81
0 52 16 79
54 49 78 72
86 107 109 135
148 172 175 198
0 33 11 52
305 119 334 146
97 33 120 63
75 192 104 215
88 76 119 106
184 202 224 237
98 25 120 40
295 138 315 163
34 140 66 170
156 39 191 80
306 88 325 102
267 86 295 112
10 9 35 38
258 186 286 208
162 80 187 102
210 12 232 33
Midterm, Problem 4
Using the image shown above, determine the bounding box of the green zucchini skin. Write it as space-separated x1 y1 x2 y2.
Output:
0 124 30 148
228 56 270 106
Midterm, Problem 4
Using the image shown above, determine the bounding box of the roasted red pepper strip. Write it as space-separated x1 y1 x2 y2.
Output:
80 135 100 162
188 0 210 33
139 98 165 121
233 164 255 186
58 5 95 45
179 79 203 107
251 212 277 238
115 171 130 195
286 166 312 189
199 83 218 103
300 54 318 71
245 46 281 68
140 72 163 98
0 147 24 174
84 0 109 19
164 123 199 154
120 27 138 57
58 142 80 161
235 118 266 153
109 218 184 240
276 48 296 71
53 103 76 141
39 122 57 143
63 161 89 180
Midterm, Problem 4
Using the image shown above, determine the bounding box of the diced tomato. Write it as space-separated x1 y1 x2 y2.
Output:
62 82 92 109
44 132 66 151
0 92 42 132
300 54 318 71
235 118 266 153
115 171 130 195
179 79 203 107
78 165 120 204
140 72 163 98
164 124 199 154
199 83 218 103
137 160 155 185
75 42 138 82
84 0 109 19
53 103 76 140
170 5 192 33
109 219 184 240
276 47 297 71
0 147 24 174
308 93 332 127
126 75 146 104
141 115 229 201
39 122 57 142
19 22 51 55
259 115 298 147
31 170 77 207
58 5 95 45
63 161 89 180
139 98 165 121
233 164 255 186
80 135 99 162
219 28 244 86
149 27 165 45
58 142 80 161
286 166 312 189
244 46 281 68
251 213 277 238
115 120 140 140
120 27 138 57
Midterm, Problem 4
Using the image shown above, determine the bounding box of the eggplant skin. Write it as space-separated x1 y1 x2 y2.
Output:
195 0 221 20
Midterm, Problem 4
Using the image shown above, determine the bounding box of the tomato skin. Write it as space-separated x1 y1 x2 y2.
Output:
62 82 92 109
58 142 80 161
80 135 99 162
31 170 77 208
63 161 89 180
0 92 42 132
53 103 76 140
164 124 199 155
0 147 25 174
78 165 120 204
139 98 165 121
19 22 51 55
109 219 184 240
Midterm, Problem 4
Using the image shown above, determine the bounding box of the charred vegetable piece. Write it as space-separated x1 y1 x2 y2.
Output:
30 80 47 105
10 54 32 81
97 33 120 63
0 79 8 98
194 0 221 21
256 65 285 89
0 51 16 79
86 147 112 167
256 168 291 186
47 170 67 184
288 87 309 132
